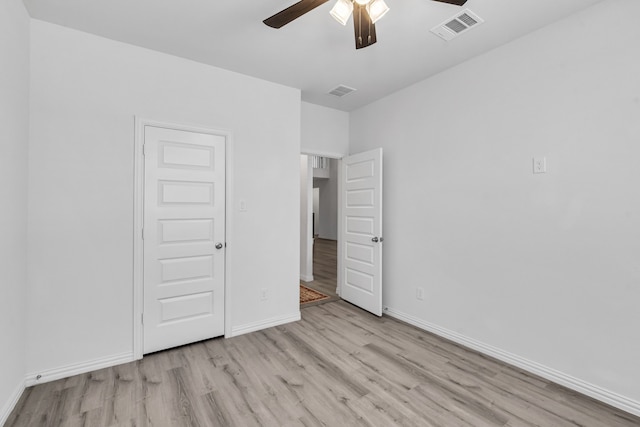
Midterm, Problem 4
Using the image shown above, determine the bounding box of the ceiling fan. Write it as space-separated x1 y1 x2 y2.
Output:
263 0 468 50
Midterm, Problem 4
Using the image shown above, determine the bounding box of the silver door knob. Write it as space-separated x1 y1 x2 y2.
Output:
215 243 223 249
371 237 379 243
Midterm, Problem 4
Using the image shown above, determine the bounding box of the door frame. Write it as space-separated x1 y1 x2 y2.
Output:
133 117 234 360
300 150 344 297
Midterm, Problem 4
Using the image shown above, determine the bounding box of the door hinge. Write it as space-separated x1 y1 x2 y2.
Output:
142 144 146 156
141 313 144 325
141 228 144 240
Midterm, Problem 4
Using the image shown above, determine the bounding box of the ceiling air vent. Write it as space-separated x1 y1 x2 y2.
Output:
328 85 357 97
431 9 484 41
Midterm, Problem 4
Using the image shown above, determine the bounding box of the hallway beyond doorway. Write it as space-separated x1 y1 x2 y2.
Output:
300 238 339 307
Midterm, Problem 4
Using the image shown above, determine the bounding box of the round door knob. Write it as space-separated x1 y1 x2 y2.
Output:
215 243 223 249
371 237 379 243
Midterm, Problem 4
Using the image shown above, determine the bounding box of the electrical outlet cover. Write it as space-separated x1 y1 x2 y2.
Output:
533 157 547 174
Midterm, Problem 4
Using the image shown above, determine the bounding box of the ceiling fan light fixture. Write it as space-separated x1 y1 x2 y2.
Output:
367 0 390 24
330 0 353 26
354 0 371 5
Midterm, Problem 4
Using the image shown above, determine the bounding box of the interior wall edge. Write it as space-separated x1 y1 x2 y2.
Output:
229 312 301 338
300 150 344 159
24 351 134 387
0 380 25 426
384 307 640 418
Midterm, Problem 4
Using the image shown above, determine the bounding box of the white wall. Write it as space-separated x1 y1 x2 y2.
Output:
350 0 640 413
27 20 301 378
312 166 330 179
313 188 320 236
316 159 339 240
0 0 30 422
300 155 313 282
301 102 349 158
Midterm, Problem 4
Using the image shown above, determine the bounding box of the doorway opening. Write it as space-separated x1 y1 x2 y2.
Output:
133 117 233 360
300 148 383 315
300 154 339 307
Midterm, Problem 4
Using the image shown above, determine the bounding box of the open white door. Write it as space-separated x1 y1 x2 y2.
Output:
143 126 225 354
340 148 383 316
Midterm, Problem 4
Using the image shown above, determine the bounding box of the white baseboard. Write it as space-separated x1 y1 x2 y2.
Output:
384 307 640 418
25 352 134 387
230 312 301 337
300 274 314 282
0 379 25 426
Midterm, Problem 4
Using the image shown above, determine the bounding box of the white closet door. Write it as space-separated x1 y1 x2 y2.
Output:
143 126 225 353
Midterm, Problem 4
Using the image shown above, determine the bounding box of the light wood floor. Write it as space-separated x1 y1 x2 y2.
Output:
7 300 639 426
300 238 339 307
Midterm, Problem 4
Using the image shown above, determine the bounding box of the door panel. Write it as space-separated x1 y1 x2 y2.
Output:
144 126 225 354
159 219 213 244
341 148 383 316
159 180 214 205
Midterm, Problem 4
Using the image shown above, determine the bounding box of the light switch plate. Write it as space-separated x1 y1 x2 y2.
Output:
533 157 547 174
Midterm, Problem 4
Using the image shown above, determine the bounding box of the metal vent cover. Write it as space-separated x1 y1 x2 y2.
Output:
431 9 484 41
328 85 357 97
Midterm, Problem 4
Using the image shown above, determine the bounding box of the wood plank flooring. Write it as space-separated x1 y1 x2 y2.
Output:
7 301 640 426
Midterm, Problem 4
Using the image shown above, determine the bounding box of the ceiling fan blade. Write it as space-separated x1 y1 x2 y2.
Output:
263 0 330 29
353 3 377 50
430 0 468 6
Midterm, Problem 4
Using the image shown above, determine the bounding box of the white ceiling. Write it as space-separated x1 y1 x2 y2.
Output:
23 0 602 111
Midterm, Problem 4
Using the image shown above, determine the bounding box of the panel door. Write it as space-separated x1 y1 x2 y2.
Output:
143 126 225 354
341 148 383 316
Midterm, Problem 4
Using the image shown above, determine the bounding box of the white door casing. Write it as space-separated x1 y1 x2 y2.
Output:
143 126 226 354
340 148 383 316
